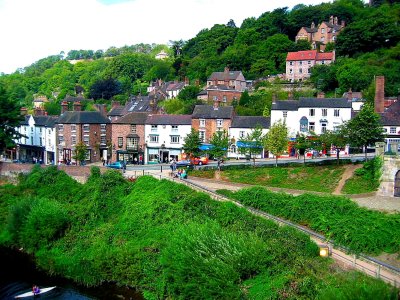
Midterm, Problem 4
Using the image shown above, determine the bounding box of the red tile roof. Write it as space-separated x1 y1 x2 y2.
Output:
286 50 334 61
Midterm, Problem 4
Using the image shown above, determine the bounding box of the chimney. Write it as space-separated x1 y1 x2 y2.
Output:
334 16 338 25
73 101 82 111
94 104 107 116
61 101 68 113
34 107 45 116
347 88 353 101
20 107 28 116
317 91 325 99
329 16 334 24
374 76 385 113
111 101 120 109
311 22 315 29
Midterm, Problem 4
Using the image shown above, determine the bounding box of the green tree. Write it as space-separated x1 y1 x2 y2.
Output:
73 142 88 165
319 129 347 164
178 85 201 101
209 130 229 159
264 120 289 166
237 126 265 166
89 78 122 100
182 128 202 158
0 84 24 152
294 133 312 163
343 104 385 160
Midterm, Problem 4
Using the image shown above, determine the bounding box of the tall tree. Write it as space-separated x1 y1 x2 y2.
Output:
209 130 229 159
237 126 265 166
264 120 289 166
343 103 385 160
0 85 24 152
182 128 202 158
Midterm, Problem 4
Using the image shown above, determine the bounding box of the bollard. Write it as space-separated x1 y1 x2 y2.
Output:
161 165 163 173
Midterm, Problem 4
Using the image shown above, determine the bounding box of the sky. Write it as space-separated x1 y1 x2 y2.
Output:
0 0 326 74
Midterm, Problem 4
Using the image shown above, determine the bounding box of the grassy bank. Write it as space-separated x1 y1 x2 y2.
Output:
0 165 397 299
217 187 400 255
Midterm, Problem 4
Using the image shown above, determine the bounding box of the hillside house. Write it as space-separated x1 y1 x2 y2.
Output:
286 50 335 82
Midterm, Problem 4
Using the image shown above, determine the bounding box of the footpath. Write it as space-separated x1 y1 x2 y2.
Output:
139 168 400 288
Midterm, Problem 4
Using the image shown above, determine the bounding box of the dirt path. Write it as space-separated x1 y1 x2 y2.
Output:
333 164 363 195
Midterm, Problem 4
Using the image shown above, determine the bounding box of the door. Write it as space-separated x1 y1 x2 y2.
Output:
394 170 400 197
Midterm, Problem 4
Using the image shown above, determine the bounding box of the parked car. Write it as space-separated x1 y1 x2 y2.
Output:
106 161 125 169
193 157 209 165
176 159 194 168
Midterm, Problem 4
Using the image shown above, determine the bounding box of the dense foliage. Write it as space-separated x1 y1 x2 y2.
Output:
218 186 400 255
1 0 399 113
0 167 397 298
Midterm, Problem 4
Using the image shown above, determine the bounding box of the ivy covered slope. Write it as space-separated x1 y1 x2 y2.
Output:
0 166 398 299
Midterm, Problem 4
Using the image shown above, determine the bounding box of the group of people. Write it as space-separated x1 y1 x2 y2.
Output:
32 285 40 295
170 159 187 179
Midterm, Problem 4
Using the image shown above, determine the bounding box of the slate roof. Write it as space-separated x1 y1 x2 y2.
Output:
108 96 156 117
380 101 400 126
231 116 270 128
146 114 192 125
113 112 149 125
192 105 234 119
208 70 243 81
33 116 58 127
304 27 317 33
271 100 299 111
299 97 352 108
108 106 125 117
207 85 237 91
19 115 30 126
56 111 110 124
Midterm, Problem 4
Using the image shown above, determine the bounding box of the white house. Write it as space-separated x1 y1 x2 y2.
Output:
271 97 353 137
144 114 192 163
228 116 270 159
15 114 58 164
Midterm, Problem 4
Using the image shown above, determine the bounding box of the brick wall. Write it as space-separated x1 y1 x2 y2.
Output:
111 124 145 162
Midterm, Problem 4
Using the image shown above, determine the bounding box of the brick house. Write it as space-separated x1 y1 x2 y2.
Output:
55 102 111 164
199 67 246 105
191 104 234 143
296 16 345 51
286 50 335 82
111 112 149 164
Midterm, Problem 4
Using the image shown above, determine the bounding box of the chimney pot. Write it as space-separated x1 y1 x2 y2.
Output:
374 76 385 113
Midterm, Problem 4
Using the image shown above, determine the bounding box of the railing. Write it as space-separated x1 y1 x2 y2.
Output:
144 172 400 288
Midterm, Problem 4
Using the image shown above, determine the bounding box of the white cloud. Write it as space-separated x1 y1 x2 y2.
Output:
0 0 326 74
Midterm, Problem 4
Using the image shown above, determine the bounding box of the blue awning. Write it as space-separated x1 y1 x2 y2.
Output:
199 143 214 151
237 141 263 149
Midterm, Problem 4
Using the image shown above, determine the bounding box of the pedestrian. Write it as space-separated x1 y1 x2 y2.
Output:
32 285 40 295
217 159 221 171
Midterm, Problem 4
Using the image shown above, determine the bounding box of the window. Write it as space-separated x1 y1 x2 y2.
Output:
118 137 123 148
71 135 76 145
239 131 245 138
309 109 315 116
222 95 227 103
171 136 180 144
308 68 311 74
199 130 206 142
299 61 303 65
308 60 311 65
321 28 325 34
322 109 327 117
213 95 218 101
100 135 106 145
321 123 327 133
83 124 90 132
289 61 293 66
283 111 288 118
390 127 396 134
130 124 137 134
127 138 138 150
299 69 303 74
321 60 325 65
151 125 157 132
216 119 223 128
31 127 33 132
83 135 90 146
171 125 178 133
199 119 206 127
58 124 64 131
71 124 76 132
309 122 315 132
150 135 159 143
100 124 106 132
58 136 64 145
289 69 293 74
334 109 340 117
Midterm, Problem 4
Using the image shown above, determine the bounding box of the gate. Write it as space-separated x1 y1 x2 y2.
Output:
394 170 400 197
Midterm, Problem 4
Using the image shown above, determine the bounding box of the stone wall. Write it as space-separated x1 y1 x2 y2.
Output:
378 156 400 196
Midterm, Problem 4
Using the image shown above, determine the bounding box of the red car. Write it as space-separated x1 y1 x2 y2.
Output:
193 157 209 165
